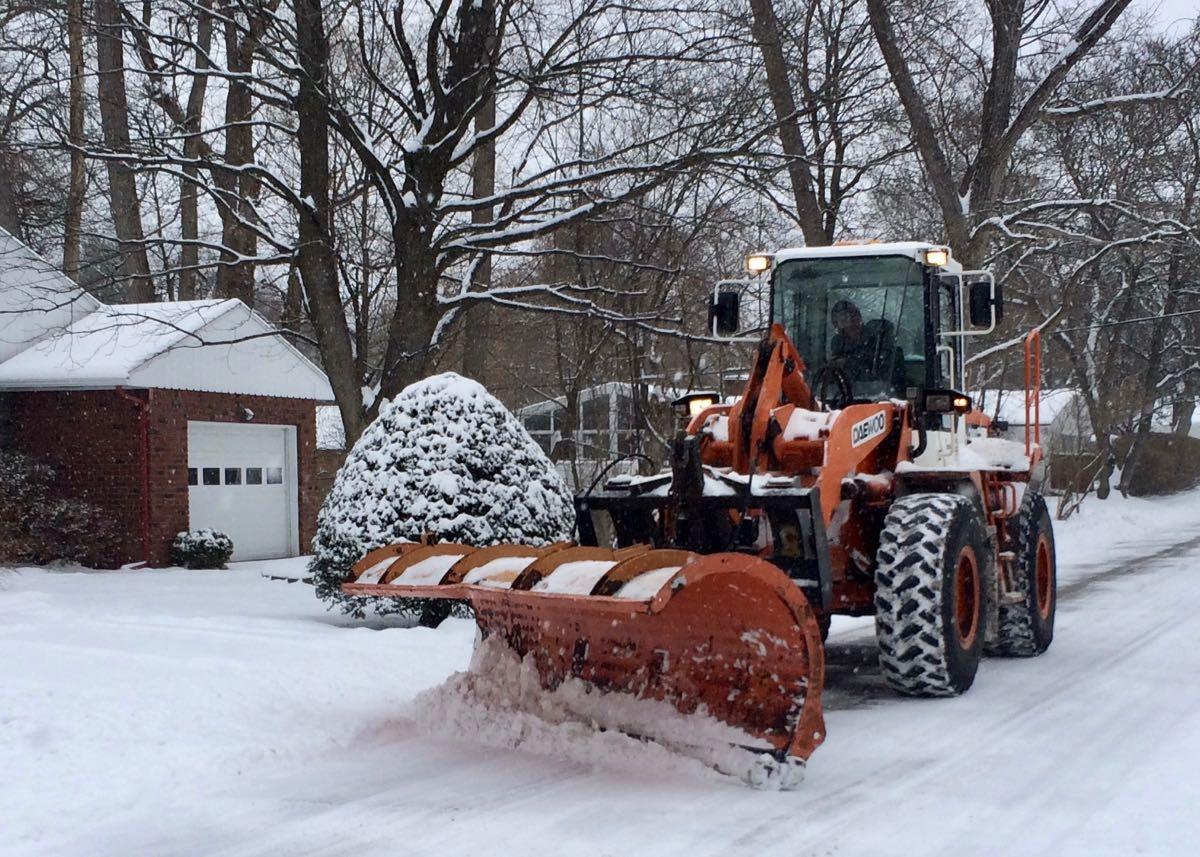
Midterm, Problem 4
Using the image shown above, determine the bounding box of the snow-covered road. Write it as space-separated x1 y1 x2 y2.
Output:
3 491 1200 857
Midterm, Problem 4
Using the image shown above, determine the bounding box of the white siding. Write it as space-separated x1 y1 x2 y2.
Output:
132 304 333 400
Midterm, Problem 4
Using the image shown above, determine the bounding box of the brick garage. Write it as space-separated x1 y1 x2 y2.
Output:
0 241 335 568
3 389 321 567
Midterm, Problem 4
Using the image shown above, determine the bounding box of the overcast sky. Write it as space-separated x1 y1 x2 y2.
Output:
1132 0 1196 34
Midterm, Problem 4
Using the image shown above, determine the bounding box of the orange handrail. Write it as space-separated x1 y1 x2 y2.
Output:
1023 328 1042 456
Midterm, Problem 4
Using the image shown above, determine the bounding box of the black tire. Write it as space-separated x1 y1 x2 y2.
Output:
987 491 1056 656
875 493 987 697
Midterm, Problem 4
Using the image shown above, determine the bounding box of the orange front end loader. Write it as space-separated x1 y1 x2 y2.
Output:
343 243 1057 784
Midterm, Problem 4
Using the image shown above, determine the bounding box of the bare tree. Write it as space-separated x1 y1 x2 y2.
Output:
62 0 86 280
94 0 154 300
0 2 70 247
294 0 365 442
178 0 214 300
747 0 902 243
459 3 498 385
272 0 769 440
866 0 1136 266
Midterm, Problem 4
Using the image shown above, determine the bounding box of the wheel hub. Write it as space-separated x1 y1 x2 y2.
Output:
1035 535 1053 620
953 547 980 649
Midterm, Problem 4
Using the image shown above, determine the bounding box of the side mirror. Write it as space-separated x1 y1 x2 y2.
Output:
968 279 1003 327
709 291 740 336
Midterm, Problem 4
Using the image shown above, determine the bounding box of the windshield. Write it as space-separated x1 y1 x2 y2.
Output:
773 255 927 402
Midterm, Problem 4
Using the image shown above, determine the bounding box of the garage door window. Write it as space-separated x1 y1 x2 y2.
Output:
190 466 276 486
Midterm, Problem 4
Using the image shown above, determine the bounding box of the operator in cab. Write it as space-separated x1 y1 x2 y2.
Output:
829 298 906 395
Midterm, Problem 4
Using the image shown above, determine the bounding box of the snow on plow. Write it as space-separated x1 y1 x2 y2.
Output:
343 543 826 784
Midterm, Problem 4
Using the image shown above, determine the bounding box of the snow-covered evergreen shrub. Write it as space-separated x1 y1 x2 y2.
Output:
0 450 117 566
310 372 575 616
169 529 234 569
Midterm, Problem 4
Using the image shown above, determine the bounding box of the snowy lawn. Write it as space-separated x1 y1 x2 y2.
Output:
3 489 1200 856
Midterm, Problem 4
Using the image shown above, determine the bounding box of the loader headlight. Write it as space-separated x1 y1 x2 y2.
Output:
923 389 972 414
673 391 719 420
689 396 716 417
745 253 774 274
924 247 950 267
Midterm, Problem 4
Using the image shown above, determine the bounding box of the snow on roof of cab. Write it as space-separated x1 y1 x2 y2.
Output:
773 241 964 273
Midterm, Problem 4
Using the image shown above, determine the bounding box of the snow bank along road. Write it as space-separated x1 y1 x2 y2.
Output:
3 491 1200 857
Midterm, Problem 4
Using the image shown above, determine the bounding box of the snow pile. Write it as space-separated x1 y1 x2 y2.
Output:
410 636 804 789
310 373 575 613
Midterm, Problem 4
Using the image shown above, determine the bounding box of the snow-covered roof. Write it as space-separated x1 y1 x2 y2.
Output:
0 231 333 400
515 381 675 417
0 229 102 363
0 300 237 384
774 241 965 274
975 389 1083 426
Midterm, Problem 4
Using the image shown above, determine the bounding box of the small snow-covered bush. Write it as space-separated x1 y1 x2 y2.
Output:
310 372 575 616
169 529 234 569
0 450 116 566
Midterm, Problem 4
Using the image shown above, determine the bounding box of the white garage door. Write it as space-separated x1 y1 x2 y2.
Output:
186 422 299 561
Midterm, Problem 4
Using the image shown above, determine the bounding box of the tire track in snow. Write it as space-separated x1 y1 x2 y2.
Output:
721 535 1200 856
1056 531 1200 600
819 526 1200 712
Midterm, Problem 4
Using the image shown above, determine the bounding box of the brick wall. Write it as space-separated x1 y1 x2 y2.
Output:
7 388 319 567
0 392 13 448
7 389 146 565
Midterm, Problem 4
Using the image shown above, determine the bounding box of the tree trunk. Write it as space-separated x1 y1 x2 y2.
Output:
94 0 154 301
294 0 364 444
378 240 442 401
63 0 86 281
0 157 20 237
461 72 497 384
179 1 213 300
283 263 304 327
747 0 829 246
1173 398 1195 437
216 9 258 307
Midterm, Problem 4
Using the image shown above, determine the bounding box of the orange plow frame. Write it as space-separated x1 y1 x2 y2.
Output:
344 544 827 762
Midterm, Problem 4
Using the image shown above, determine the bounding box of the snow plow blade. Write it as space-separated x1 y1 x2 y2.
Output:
343 543 826 763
